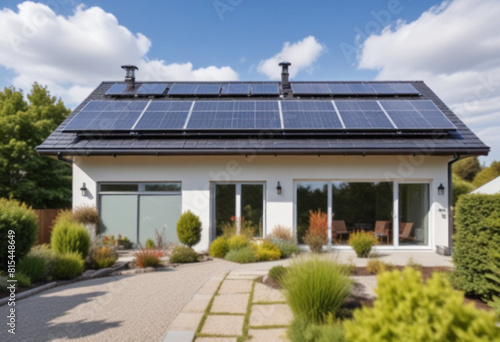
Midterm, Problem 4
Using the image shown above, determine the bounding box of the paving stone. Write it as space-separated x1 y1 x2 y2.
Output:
197 278 223 295
163 330 195 342
252 283 286 303
211 293 249 314
182 294 213 313
195 338 237 342
226 275 260 280
249 304 293 327
201 315 244 336
218 280 253 294
169 312 204 331
248 328 290 342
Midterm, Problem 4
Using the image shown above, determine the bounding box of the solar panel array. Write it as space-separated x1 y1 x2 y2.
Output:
105 83 168 96
63 99 455 133
291 82 420 96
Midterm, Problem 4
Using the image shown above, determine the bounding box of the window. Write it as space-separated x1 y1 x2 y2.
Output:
398 184 429 246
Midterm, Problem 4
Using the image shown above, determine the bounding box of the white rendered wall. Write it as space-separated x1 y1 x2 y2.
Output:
73 154 451 251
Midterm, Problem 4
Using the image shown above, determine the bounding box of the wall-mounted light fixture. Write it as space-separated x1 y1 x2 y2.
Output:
438 183 445 195
276 182 282 195
80 182 88 197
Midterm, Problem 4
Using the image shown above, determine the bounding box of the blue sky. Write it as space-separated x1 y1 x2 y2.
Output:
0 0 499 163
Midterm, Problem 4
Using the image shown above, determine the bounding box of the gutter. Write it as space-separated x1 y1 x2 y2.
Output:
57 152 73 165
447 153 460 251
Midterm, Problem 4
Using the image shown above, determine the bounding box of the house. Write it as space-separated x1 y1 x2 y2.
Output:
471 176 500 195
37 63 489 252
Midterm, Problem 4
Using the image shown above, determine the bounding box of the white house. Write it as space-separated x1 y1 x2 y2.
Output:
37 64 489 253
472 176 500 195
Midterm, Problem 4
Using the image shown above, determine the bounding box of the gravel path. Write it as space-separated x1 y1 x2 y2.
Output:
0 259 237 342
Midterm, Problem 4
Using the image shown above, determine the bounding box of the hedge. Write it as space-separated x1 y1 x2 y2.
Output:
451 194 500 298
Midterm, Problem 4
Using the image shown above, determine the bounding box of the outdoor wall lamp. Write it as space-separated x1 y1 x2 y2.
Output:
438 183 445 195
80 182 88 197
277 182 282 195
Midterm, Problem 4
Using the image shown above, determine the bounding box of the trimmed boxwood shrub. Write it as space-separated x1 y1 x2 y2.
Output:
0 199 38 271
451 194 500 298
209 236 229 258
50 252 84 280
51 218 90 259
176 211 202 247
170 246 199 263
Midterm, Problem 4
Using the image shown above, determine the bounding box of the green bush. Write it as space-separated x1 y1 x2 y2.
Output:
145 238 156 249
27 244 56 276
88 245 118 269
283 256 352 324
255 240 281 261
169 246 199 263
348 230 378 258
51 214 90 259
344 267 500 342
270 238 300 258
227 234 249 251
209 237 229 258
14 271 31 287
225 246 257 263
0 199 38 271
289 316 346 342
268 265 287 284
18 254 47 281
452 174 476 206
176 211 202 247
486 249 500 316
451 194 500 298
50 252 84 280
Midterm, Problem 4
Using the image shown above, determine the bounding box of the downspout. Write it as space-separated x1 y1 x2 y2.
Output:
447 153 460 252
57 152 73 165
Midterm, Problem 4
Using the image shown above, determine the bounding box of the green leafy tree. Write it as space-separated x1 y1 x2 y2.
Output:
473 161 500 188
452 174 475 206
0 83 71 208
452 156 482 182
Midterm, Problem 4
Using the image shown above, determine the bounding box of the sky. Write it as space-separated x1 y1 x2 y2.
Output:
0 0 499 164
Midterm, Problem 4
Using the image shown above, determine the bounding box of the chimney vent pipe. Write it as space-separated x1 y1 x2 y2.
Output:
121 65 138 86
279 62 291 90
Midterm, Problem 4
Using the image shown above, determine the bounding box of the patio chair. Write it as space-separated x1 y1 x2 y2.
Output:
399 222 415 242
333 220 350 244
374 220 390 244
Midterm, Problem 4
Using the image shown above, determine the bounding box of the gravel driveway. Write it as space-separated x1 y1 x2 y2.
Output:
0 259 237 342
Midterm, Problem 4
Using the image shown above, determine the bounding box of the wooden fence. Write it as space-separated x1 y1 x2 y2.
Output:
34 209 62 245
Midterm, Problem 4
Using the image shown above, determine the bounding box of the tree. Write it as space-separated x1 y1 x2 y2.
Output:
452 174 475 206
0 83 71 208
452 156 482 182
473 161 500 188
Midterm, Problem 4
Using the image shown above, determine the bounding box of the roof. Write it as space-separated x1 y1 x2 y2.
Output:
471 176 500 195
37 80 490 157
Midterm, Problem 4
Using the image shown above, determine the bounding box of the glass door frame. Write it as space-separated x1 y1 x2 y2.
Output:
210 182 266 242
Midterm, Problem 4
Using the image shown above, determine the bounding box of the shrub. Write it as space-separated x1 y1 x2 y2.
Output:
169 246 199 263
344 267 500 341
288 316 346 342
14 271 31 287
348 230 378 258
283 256 352 324
209 237 229 258
452 174 476 206
219 219 255 239
272 239 300 258
73 205 100 236
304 232 326 253
27 244 56 276
225 246 257 263
366 259 394 274
145 238 156 249
50 252 85 280
451 194 500 298
88 245 118 269
135 248 163 268
267 225 294 242
486 249 500 315
0 275 8 292
51 215 90 259
0 199 38 271
18 255 47 282
255 240 281 261
227 234 249 251
117 235 132 249
268 265 287 284
304 210 327 253
176 210 202 247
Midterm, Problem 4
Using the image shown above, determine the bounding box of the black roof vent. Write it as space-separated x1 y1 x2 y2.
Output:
121 65 138 86
279 62 291 90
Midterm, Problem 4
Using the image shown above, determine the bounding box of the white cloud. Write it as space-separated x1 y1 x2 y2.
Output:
0 2 239 107
257 36 324 80
357 0 500 162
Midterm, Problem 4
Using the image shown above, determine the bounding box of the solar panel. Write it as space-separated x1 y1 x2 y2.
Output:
388 83 420 95
63 101 148 132
137 83 168 95
168 84 198 95
327 83 351 95
134 101 192 130
380 100 456 130
221 83 250 95
251 83 279 95
335 100 394 129
370 83 395 94
281 100 342 129
195 84 221 95
105 83 138 96
186 101 280 130
291 83 331 94
347 83 375 94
